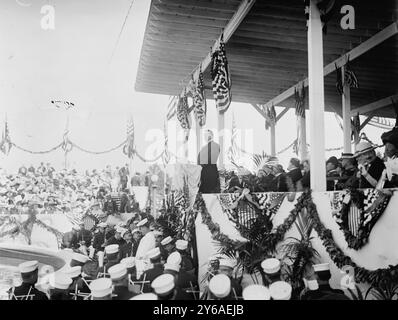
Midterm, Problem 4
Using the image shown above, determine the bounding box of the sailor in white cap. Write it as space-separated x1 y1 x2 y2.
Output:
103 244 120 273
300 278 322 300
261 258 281 285
312 263 346 299
104 226 127 247
120 257 136 277
242 284 271 300
160 236 175 261
208 274 232 300
130 293 158 300
108 263 135 300
217 258 242 298
175 239 194 272
135 218 156 259
139 247 164 293
9 260 49 300
48 272 73 300
119 229 135 259
62 266 90 300
151 274 177 300
269 281 292 300
70 252 90 268
89 278 113 300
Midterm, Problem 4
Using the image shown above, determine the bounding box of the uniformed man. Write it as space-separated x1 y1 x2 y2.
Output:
208 274 234 300
108 263 135 300
269 281 292 300
130 293 158 300
300 278 323 300
242 284 271 300
160 236 175 261
120 257 137 281
151 274 177 300
104 244 120 273
89 278 113 300
175 239 194 273
63 266 90 300
105 227 127 247
135 218 156 259
119 229 134 258
217 258 242 298
70 252 90 268
139 247 164 293
312 263 347 299
260 258 281 286
48 272 73 300
92 222 108 254
9 260 49 300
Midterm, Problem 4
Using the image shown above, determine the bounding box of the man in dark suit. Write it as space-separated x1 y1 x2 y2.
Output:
313 263 347 300
197 130 221 193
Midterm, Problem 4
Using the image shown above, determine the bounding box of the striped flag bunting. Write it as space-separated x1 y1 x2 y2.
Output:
193 68 207 127
176 93 191 130
264 104 276 130
294 85 306 118
124 116 135 159
211 36 232 114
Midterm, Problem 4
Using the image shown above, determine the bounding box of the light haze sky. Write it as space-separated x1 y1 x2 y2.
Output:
0 0 386 173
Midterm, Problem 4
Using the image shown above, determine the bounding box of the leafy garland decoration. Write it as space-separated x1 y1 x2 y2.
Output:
337 189 392 250
304 190 398 286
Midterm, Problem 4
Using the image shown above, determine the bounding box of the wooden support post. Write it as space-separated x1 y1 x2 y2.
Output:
308 0 326 192
218 112 225 169
270 122 276 156
195 117 201 159
342 65 352 153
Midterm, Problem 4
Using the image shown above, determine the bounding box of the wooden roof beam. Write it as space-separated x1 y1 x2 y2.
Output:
351 94 398 116
262 20 398 109
275 107 289 123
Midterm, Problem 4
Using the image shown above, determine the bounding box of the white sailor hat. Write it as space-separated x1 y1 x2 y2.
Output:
209 274 231 299
50 272 73 290
161 236 173 246
261 258 281 274
130 293 158 300
147 247 161 260
63 266 81 278
306 279 319 291
108 263 127 280
72 252 90 264
269 281 292 300
167 251 182 266
175 239 188 250
97 222 107 228
120 257 135 269
164 263 180 273
105 244 119 255
242 284 271 300
151 274 175 296
136 218 149 227
89 278 113 298
19 260 39 274
219 258 236 270
313 263 330 272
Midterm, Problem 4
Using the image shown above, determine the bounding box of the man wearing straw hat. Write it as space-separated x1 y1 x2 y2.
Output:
353 140 385 188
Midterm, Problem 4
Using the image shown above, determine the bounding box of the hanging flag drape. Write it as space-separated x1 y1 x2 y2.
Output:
0 118 12 155
352 114 361 142
227 113 240 165
176 93 191 130
294 85 306 118
264 104 276 130
211 35 232 114
336 59 359 95
162 121 171 166
123 116 135 159
192 68 207 126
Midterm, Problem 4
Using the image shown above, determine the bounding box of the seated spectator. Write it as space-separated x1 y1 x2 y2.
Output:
378 127 398 188
336 153 359 189
271 164 294 192
287 158 303 191
326 156 340 191
354 141 385 188
301 159 310 190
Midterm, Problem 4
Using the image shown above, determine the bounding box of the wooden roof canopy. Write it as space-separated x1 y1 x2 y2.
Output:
135 0 398 118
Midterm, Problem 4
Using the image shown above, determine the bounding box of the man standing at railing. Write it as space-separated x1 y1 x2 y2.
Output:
197 130 221 194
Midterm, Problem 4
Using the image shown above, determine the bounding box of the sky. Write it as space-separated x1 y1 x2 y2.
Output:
0 0 387 174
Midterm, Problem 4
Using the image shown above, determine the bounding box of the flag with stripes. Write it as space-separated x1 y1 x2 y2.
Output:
162 121 171 165
211 36 232 114
176 94 191 130
227 113 240 165
351 113 360 141
294 85 306 118
124 116 135 159
348 203 360 237
193 69 207 126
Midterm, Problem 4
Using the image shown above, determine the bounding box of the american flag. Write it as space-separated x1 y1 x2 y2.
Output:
211 37 232 114
294 85 306 118
176 94 191 130
227 113 240 165
264 104 276 130
351 114 360 141
125 116 135 159
348 203 361 237
193 69 207 126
